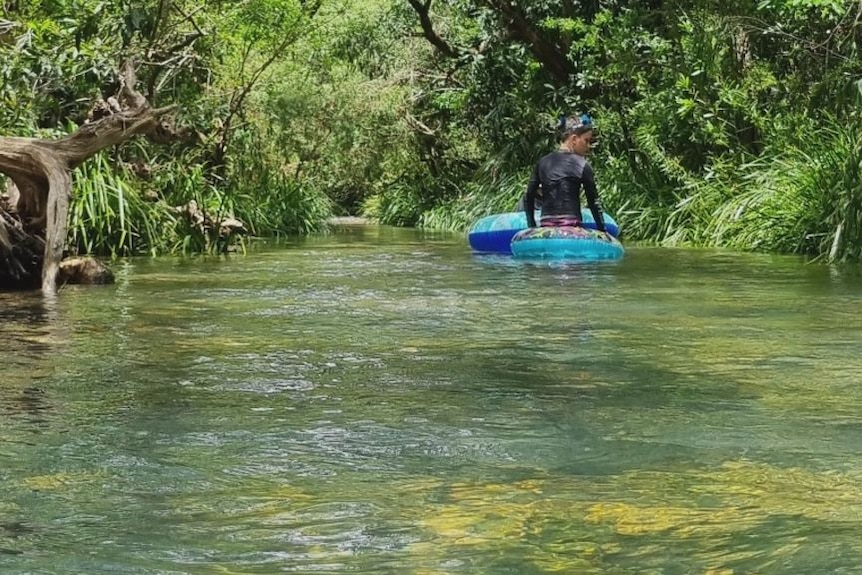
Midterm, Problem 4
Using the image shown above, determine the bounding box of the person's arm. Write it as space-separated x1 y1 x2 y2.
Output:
525 163 540 228
582 163 606 232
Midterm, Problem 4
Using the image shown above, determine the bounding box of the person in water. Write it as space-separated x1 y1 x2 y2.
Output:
522 114 606 232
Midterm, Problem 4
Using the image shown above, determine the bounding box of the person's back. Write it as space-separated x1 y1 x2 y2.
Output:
533 150 590 221
515 195 540 212
523 115 606 231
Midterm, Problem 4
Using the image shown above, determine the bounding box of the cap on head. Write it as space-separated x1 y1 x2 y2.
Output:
557 113 594 142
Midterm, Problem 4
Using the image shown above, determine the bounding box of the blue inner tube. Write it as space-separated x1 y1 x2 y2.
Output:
511 226 624 260
468 210 619 254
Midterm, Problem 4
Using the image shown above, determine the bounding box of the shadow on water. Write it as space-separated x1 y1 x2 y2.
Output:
0 293 62 424
1 291 63 348
0 293 65 558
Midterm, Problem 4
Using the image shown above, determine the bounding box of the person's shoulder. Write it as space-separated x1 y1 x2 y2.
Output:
540 150 568 163
537 151 557 167
562 152 587 166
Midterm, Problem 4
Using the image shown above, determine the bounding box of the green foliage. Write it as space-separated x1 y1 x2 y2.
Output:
234 0 304 44
0 2 116 133
1 0 335 258
69 153 175 256
226 126 333 235
418 169 528 230
348 0 862 263
6 0 862 262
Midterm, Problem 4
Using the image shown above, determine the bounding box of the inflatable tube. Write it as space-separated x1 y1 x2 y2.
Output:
468 210 619 254
510 226 624 260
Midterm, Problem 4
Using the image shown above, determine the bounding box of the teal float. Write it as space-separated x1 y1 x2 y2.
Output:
510 225 624 260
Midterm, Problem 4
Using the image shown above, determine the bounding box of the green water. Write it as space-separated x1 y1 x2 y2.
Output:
3 225 862 574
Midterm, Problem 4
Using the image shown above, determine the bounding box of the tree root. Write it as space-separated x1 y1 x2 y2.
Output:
0 60 176 293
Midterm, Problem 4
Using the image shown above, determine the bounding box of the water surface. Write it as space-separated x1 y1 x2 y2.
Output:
3 225 862 574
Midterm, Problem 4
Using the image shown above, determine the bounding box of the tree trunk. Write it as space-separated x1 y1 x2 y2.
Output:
0 61 176 293
478 0 574 85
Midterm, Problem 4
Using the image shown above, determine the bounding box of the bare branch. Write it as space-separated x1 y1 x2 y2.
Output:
407 0 458 58
145 2 208 100
172 1 206 38
405 112 437 136
120 60 148 110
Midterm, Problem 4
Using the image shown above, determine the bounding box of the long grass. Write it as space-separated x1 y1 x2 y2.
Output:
227 129 333 236
418 169 527 231
596 115 862 262
70 153 175 256
69 131 334 258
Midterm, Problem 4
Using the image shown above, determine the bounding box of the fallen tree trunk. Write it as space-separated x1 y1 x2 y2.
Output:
0 61 176 293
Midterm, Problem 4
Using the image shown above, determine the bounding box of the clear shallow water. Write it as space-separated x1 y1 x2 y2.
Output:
3 225 862 574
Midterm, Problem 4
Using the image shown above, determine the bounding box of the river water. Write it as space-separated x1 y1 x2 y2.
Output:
3 225 862 574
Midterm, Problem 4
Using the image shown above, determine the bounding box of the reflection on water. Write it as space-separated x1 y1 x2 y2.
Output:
3 227 862 574
1 293 61 433
2 292 56 360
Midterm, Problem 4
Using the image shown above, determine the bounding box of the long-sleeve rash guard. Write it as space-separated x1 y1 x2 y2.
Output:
524 150 606 231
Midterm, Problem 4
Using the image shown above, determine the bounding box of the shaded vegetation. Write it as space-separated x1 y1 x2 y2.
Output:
3 0 862 266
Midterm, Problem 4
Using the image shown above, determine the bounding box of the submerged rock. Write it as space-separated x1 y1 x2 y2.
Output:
58 256 114 285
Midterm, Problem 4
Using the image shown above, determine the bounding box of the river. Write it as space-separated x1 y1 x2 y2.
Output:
3 225 862 574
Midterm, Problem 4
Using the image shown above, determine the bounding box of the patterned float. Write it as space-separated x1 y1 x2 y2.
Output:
510 225 624 260
468 210 620 254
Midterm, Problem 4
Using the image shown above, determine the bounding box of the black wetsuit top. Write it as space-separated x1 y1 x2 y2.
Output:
524 150 606 231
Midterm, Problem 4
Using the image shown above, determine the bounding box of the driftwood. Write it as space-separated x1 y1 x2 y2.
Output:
0 61 176 293
0 193 41 285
